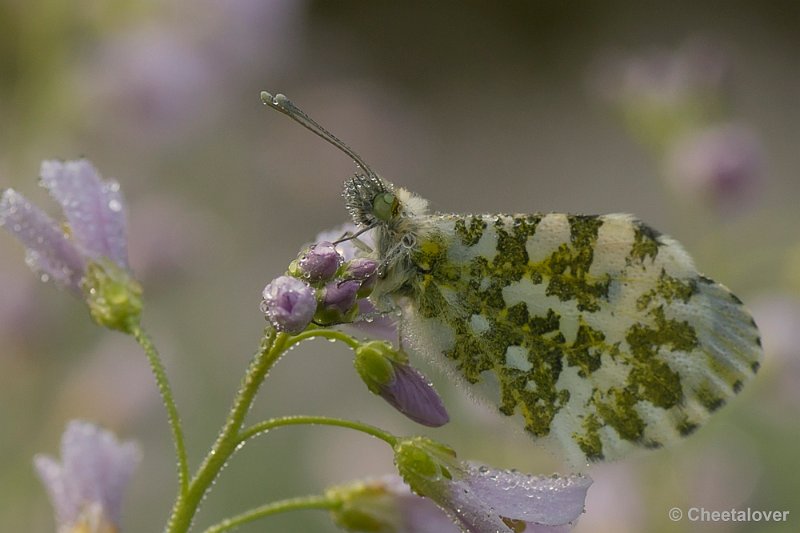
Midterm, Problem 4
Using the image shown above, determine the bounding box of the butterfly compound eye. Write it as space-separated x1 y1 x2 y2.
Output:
373 192 399 223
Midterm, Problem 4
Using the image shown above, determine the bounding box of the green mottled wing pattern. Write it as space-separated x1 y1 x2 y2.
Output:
398 212 762 464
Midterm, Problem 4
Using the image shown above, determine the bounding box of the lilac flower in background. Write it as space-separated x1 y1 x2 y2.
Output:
55 335 160 427
81 28 218 146
34 421 140 533
394 437 591 533
327 475 462 533
749 295 800 415
593 38 728 107
0 160 129 294
127 194 217 284
354 341 449 427
261 275 316 334
591 38 731 151
38 160 129 272
0 268 42 346
1 160 142 331
666 123 762 210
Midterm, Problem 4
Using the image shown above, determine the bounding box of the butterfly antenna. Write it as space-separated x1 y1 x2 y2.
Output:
261 91 378 180
331 222 379 246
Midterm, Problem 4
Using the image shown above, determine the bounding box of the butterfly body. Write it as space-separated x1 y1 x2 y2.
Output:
261 91 762 464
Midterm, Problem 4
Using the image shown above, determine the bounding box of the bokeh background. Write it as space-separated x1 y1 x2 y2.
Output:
1 1 799 531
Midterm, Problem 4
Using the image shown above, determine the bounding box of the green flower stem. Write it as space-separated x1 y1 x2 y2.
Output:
201 495 340 533
166 328 286 533
130 323 189 496
237 415 399 447
285 327 361 350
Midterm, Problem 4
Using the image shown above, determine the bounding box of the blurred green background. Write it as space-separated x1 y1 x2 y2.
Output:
1 1 799 532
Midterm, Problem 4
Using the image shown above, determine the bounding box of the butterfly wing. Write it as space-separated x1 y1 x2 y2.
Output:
397 212 761 464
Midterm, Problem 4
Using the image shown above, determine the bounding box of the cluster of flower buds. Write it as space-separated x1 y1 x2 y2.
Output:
260 241 379 334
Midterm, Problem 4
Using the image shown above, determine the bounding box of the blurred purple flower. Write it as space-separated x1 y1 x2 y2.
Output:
394 437 591 533
0 267 43 346
83 28 218 145
666 123 762 210
749 295 800 415
34 420 140 533
593 38 728 108
1 160 142 331
56 335 160 427
355 341 449 427
0 160 130 295
327 475 463 533
591 38 731 152
261 275 316 334
296 241 342 283
127 194 217 284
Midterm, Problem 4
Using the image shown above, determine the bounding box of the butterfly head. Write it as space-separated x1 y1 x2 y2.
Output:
343 175 400 228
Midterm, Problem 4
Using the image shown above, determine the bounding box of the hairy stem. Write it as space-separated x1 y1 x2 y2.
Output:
201 495 339 533
165 328 286 533
285 327 361 350
237 415 398 447
130 323 189 496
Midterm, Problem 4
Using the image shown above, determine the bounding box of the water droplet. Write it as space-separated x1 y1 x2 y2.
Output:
40 273 50 283
108 199 122 212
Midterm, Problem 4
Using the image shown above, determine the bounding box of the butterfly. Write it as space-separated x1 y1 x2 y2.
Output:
262 91 763 464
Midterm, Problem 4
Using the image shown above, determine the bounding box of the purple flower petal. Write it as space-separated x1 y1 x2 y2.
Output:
33 456 72 527
382 361 449 427
328 475 461 533
394 438 591 533
297 241 342 283
316 223 376 262
316 278 362 325
261 275 317 333
383 477 462 533
0 189 85 292
345 298 398 341
464 463 592 526
40 160 129 269
441 478 517 533
346 257 379 281
34 421 140 529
